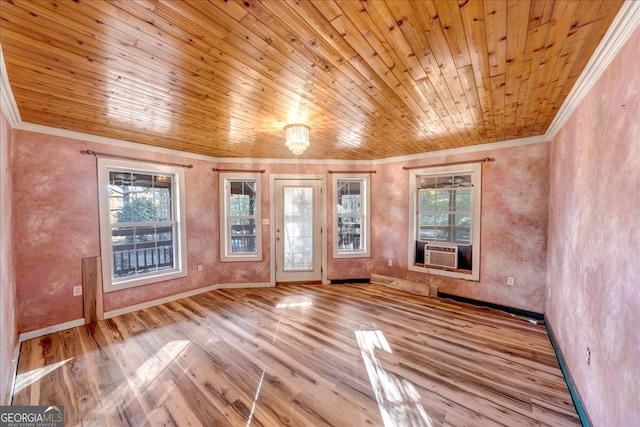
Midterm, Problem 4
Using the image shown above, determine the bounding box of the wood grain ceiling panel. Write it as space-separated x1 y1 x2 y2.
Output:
0 0 624 160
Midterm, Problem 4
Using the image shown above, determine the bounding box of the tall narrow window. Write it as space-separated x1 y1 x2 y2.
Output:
333 174 370 258
98 158 187 292
409 164 481 280
220 173 261 262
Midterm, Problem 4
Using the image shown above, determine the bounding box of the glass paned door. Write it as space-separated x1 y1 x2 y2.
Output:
283 186 313 271
275 179 322 282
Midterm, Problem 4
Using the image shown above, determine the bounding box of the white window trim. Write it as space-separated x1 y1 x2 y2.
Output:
219 173 262 262
408 163 481 281
98 158 188 293
333 173 370 259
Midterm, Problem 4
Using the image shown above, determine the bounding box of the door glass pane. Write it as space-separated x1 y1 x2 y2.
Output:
284 186 313 271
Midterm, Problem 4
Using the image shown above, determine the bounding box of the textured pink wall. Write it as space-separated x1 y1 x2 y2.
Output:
11 138 374 332
546 28 640 425
371 142 550 313
211 161 373 282
13 125 548 335
13 132 100 329
0 106 18 404
11 134 236 328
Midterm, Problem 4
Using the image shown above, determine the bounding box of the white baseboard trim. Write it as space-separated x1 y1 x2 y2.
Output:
18 318 86 343
14 283 273 341
104 282 272 319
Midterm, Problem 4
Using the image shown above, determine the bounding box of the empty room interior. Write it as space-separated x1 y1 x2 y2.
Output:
0 0 638 425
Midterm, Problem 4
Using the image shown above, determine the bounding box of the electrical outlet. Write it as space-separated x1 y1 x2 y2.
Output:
586 347 591 366
197 264 203 272
548 288 551 297
506 276 514 286
73 286 82 297
388 259 393 267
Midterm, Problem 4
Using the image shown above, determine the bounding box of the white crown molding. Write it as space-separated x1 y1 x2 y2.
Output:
0 46 21 127
545 0 640 140
11 121 550 167
13 121 221 163
2 1 638 163
212 155 374 166
372 135 550 165
15 121 376 166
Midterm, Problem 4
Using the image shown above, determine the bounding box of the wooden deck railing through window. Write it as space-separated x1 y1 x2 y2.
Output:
112 226 174 277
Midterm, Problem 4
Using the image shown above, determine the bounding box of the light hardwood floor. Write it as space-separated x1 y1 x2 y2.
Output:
12 284 580 426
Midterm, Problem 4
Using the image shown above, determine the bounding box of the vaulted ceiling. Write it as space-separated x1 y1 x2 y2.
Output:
0 0 625 160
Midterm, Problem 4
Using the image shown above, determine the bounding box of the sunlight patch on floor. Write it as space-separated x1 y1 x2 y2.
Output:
276 300 313 309
356 330 433 427
83 339 190 422
14 358 74 394
245 370 266 427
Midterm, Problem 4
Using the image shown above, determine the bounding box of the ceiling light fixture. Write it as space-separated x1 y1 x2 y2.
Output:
284 124 310 156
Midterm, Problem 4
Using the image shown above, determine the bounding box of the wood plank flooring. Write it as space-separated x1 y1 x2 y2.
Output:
12 284 580 426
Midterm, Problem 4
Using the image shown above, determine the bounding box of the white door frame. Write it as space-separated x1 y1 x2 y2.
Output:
270 174 328 285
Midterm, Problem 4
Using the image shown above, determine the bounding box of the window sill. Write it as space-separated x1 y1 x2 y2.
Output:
220 254 263 263
409 263 478 281
333 252 370 259
105 269 187 293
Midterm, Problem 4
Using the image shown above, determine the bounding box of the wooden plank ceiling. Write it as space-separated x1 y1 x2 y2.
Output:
0 0 624 160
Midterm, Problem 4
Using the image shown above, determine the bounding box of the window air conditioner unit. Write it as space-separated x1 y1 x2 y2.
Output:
424 242 458 269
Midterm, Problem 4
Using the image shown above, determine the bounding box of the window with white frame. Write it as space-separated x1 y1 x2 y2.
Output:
333 174 370 258
408 164 481 280
220 173 261 262
98 158 187 292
